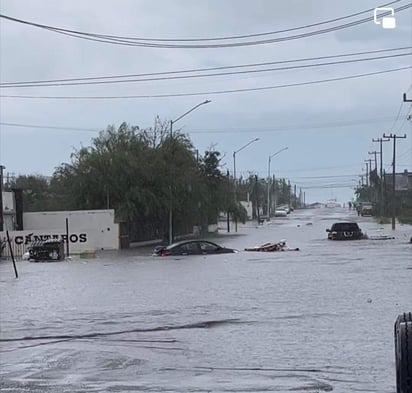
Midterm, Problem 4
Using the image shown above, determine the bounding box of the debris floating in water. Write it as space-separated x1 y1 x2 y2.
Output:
245 240 300 252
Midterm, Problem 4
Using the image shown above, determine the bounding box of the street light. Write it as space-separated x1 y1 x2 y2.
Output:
233 138 260 181
267 147 288 220
170 100 211 136
168 99 211 245
233 138 260 231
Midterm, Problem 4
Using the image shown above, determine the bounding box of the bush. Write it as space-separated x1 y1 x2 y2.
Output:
398 208 412 225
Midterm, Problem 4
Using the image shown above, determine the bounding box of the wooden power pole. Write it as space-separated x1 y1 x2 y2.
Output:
382 133 407 230
372 137 390 217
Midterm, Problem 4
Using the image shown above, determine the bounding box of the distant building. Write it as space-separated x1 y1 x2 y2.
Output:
307 202 324 209
384 170 412 191
325 199 341 208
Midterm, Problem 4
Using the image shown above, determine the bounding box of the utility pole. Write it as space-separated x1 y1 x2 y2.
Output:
0 165 4 232
372 137 390 217
255 175 260 223
293 184 297 208
368 151 378 171
233 138 259 230
382 133 407 230
367 152 378 211
288 180 291 207
226 170 230 233
368 159 373 186
365 159 373 186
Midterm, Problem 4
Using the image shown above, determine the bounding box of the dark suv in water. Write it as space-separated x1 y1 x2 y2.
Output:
326 222 363 240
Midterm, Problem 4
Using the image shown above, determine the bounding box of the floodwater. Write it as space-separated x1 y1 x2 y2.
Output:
1 208 411 393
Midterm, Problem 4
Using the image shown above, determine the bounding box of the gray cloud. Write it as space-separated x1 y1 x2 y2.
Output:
0 0 411 203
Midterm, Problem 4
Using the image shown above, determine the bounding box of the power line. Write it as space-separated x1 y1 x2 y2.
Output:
291 174 361 179
1 53 409 88
0 0 400 42
1 66 410 100
188 118 401 134
1 46 409 87
397 147 412 159
293 184 357 189
0 122 101 132
395 106 412 132
0 2 409 49
0 116 399 134
390 101 405 132
235 164 364 176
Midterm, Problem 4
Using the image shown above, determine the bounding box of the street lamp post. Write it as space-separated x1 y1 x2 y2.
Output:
169 99 211 245
233 138 260 231
267 147 288 220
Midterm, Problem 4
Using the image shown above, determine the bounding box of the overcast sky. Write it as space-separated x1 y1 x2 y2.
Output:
0 0 411 203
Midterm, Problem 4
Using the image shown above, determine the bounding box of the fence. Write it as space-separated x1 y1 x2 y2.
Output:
0 237 25 260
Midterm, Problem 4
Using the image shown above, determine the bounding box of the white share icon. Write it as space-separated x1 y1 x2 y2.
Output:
374 7 396 29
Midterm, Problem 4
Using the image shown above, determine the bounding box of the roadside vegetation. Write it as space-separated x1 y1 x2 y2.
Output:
397 208 412 225
6 120 297 241
355 172 412 226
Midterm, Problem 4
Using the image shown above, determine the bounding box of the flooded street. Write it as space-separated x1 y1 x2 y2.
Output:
1 208 411 393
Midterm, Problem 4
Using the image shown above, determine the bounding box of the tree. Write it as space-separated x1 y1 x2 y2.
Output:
48 122 205 239
8 175 53 211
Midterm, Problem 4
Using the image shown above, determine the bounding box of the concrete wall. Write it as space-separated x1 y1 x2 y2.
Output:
1 191 16 231
240 201 253 220
2 192 15 212
1 209 119 253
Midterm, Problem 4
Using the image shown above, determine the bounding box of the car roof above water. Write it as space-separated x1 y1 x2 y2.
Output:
331 222 361 230
167 239 217 248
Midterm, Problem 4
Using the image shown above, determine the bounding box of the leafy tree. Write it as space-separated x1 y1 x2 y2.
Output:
9 120 296 241
8 175 53 211
48 122 205 239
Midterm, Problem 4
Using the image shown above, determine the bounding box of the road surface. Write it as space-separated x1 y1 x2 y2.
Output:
1 208 411 392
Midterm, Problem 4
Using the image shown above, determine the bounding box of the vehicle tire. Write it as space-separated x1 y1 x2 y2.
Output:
394 312 412 393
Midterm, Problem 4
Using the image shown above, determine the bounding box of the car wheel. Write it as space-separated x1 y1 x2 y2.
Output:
394 312 412 393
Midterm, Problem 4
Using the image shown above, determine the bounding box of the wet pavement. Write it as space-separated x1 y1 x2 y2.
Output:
1 208 411 392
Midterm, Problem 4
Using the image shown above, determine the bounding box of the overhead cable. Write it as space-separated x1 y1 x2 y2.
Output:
1 51 410 88
0 116 399 134
0 2 410 49
1 66 410 100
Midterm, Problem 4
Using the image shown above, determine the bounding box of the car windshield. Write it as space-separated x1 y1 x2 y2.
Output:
0 1 411 392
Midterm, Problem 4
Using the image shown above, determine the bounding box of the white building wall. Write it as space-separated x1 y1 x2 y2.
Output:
2 192 15 212
24 210 115 230
4 209 120 253
1 191 16 231
240 201 253 220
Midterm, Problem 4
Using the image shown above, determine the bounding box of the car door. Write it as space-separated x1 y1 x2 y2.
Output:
199 241 220 254
179 242 202 255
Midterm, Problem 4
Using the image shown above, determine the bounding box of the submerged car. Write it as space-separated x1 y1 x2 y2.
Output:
326 222 363 240
28 239 65 261
153 240 237 256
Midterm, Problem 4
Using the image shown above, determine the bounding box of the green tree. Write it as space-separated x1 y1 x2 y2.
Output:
8 174 52 211
49 122 203 239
